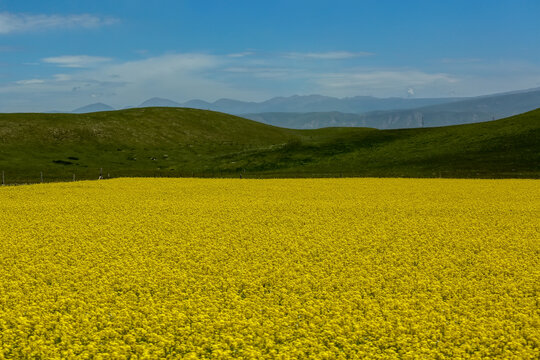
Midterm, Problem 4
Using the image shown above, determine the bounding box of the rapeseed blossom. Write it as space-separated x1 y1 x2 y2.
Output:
0 178 538 359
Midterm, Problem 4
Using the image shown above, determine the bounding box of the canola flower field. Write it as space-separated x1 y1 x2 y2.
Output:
0 178 538 359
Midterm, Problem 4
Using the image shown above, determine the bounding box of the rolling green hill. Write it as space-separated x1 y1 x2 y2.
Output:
0 107 538 184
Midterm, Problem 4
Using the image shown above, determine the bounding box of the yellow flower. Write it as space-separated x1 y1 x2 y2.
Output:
0 178 538 359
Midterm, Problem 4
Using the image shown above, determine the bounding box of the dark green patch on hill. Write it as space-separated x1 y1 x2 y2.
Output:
0 107 538 184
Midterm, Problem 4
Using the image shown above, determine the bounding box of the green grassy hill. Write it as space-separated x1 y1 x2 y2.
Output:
0 107 538 183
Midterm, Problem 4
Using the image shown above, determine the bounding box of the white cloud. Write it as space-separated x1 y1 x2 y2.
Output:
42 55 112 68
284 51 374 60
90 53 259 103
102 53 220 79
0 53 262 111
53 74 72 81
0 12 118 34
302 69 464 98
316 70 457 89
227 52 255 58
223 66 296 79
3 50 540 112
15 79 44 85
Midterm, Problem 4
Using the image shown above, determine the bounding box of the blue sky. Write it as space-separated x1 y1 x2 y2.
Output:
1 0 540 111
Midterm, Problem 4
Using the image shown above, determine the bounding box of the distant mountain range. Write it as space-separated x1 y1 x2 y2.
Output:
71 95 463 115
137 95 462 114
69 87 540 129
245 88 540 129
139 98 182 108
72 103 115 114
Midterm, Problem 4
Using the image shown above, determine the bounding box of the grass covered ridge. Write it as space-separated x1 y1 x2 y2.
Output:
0 107 538 183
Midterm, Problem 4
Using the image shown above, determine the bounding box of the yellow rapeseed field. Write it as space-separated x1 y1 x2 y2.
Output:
0 178 538 359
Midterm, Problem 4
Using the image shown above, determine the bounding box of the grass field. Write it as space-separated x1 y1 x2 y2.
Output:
0 178 538 359
0 107 538 184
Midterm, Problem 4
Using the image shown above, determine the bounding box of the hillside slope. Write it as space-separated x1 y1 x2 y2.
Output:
245 110 494 129
0 107 538 183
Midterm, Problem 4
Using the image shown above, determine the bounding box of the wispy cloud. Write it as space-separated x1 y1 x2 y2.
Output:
0 12 118 34
4 50 540 112
53 74 72 81
223 66 297 79
1 53 259 111
42 55 112 68
284 51 374 60
15 79 44 85
227 52 255 58
316 70 457 89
